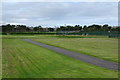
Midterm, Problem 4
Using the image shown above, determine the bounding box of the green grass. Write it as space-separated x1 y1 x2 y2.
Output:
2 35 118 62
31 36 118 62
2 35 108 39
2 38 118 78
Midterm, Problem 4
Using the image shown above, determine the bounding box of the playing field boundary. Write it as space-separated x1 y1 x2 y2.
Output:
23 39 119 70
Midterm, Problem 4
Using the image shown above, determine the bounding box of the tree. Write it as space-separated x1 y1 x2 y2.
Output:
33 25 43 32
102 24 109 31
33 27 39 32
66 25 73 31
60 26 66 31
74 25 82 31
2 24 15 33
38 25 43 32
83 25 87 31
17 25 27 32
48 28 54 32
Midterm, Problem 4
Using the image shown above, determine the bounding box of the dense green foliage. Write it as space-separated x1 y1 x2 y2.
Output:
1 24 119 33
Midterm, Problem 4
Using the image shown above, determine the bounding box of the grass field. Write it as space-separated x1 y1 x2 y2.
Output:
30 35 118 62
2 35 118 78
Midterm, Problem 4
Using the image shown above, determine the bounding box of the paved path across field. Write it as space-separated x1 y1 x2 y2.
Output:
23 39 119 70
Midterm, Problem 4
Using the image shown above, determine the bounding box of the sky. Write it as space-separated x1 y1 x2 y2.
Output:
1 1 119 27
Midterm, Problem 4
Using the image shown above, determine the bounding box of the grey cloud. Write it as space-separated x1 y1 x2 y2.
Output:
2 2 118 27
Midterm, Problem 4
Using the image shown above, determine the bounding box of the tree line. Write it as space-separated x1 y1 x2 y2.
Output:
1 24 54 33
1 24 119 33
57 24 119 32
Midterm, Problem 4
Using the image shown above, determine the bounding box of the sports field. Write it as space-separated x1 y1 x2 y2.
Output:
2 35 118 78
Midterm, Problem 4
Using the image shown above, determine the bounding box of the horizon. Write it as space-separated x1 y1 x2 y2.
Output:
1 23 118 28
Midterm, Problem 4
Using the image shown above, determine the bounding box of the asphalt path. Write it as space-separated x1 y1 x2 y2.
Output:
23 39 119 70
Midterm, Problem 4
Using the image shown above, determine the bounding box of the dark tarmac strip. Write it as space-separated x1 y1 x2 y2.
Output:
23 39 119 70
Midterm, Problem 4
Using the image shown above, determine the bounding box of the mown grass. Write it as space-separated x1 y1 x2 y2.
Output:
2 35 108 39
2 39 118 78
31 36 118 62
2 35 118 62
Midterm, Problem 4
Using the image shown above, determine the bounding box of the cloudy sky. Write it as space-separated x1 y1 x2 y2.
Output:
2 1 118 27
